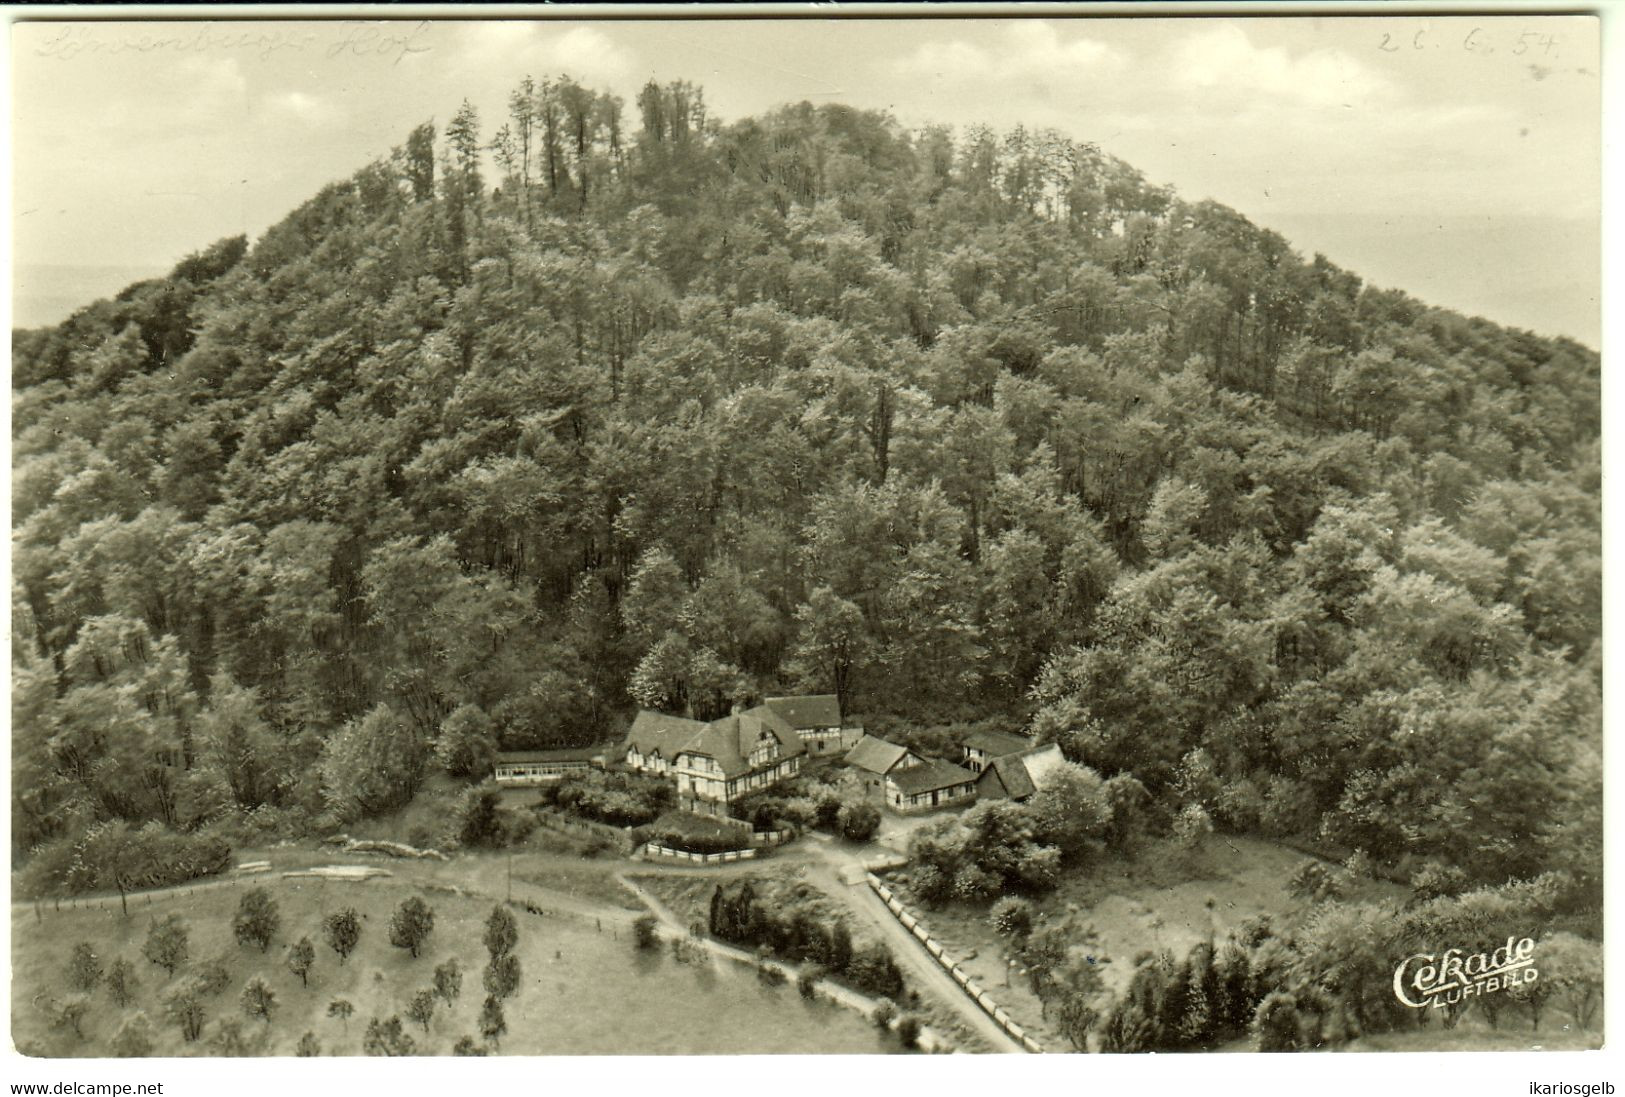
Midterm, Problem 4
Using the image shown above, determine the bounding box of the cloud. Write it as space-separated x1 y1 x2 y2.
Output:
83 54 249 137
454 22 635 84
893 22 1125 86
1167 24 1393 108
177 53 249 100
263 90 341 126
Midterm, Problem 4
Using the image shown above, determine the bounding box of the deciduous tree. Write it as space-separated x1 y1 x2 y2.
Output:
286 937 315 987
233 887 281 952
324 909 361 964
143 915 189 976
240 976 277 1024
389 896 436 958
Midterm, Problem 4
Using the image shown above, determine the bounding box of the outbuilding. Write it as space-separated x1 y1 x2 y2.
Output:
493 746 608 786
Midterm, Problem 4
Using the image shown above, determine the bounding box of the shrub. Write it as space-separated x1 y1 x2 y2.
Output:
708 880 903 998
437 704 497 780
952 864 999 902
286 937 316 987
633 914 661 950
1287 861 1343 903
836 800 882 842
479 996 507 1046
797 964 824 999
1340 849 1375 883
1173 802 1214 852
388 896 436 958
554 770 673 827
1255 774 1317 838
1214 775 1266 832
194 951 234 997
324 908 362 963
240 976 277 1024
814 793 844 830
46 995 90 1040
434 958 464 1004
1410 862 1469 903
1252 991 1304 1052
896 1014 922 1048
327 998 354 1029
781 796 822 829
582 835 619 859
846 944 905 999
106 958 138 1007
362 1015 416 1056
20 827 232 900
407 989 437 1032
871 998 898 1029
650 829 750 855
142 915 190 976
67 943 103 993
232 887 281 952
908 801 1063 902
459 788 505 848
483 953 521 999
990 896 1035 940
163 979 209 1042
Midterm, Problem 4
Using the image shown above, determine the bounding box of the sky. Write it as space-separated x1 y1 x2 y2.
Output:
7 12 1603 344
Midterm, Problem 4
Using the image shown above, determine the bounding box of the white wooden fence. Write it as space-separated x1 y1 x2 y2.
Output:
642 843 760 865
867 873 1045 1053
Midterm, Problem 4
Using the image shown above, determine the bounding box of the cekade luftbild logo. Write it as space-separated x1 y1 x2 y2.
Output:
1392 936 1539 1008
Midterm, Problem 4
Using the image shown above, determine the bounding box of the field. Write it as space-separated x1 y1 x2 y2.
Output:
884 834 1407 1049
10 861 897 1057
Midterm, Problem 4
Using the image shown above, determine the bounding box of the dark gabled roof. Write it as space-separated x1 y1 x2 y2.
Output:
976 744 1071 801
693 706 806 778
763 694 843 730
1018 743 1069 790
844 734 913 775
890 758 979 796
623 707 804 779
625 711 707 758
978 755 1036 800
496 746 606 765
963 729 1033 757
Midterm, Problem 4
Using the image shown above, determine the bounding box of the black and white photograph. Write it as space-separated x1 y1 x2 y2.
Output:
4 3 1609 1083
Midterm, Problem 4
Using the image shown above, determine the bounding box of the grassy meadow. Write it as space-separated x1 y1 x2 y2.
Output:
11 868 895 1057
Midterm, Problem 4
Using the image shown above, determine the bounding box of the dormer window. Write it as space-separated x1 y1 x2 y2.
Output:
749 730 779 768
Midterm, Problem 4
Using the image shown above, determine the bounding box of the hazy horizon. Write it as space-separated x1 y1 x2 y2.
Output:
9 15 1601 346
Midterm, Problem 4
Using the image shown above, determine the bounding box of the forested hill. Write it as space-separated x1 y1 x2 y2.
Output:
11 78 1599 899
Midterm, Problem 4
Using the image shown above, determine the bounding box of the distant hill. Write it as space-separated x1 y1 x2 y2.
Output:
11 263 170 330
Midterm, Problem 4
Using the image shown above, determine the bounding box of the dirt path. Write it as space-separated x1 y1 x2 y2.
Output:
798 841 1026 1054
9 847 642 929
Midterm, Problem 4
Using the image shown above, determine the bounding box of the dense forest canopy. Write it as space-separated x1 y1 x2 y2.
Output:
11 77 1600 903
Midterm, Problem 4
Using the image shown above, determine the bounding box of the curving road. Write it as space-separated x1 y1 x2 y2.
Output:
797 839 1026 1054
